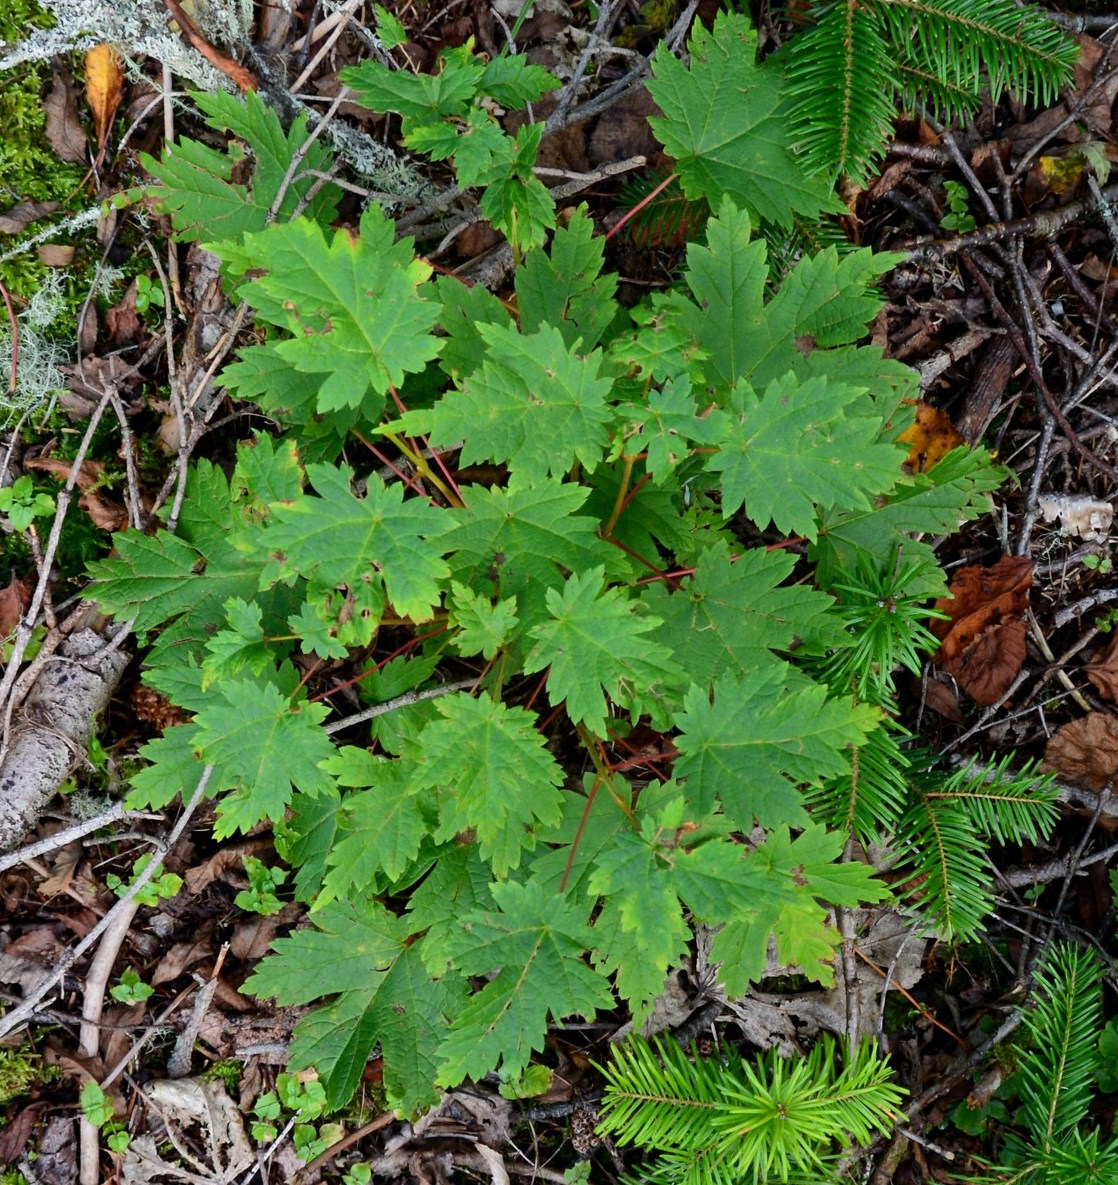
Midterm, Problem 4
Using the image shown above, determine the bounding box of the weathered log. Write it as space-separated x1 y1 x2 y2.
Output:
0 628 130 853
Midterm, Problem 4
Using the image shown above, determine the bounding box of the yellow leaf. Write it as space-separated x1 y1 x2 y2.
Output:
85 44 123 153
897 401 965 473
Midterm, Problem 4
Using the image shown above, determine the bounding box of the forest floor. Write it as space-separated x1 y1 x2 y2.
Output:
4 0 1118 1183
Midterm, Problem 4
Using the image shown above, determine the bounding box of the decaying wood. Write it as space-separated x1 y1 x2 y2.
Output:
0 628 130 853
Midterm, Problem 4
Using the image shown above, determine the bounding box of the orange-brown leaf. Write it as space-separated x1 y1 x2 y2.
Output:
1045 712 1118 790
897 402 966 473
85 43 123 153
931 555 1033 706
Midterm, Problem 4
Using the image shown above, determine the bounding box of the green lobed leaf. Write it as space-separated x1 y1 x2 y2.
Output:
448 583 520 660
320 748 429 890
264 462 450 624
588 822 692 1014
406 321 615 481
813 447 1004 589
648 12 841 226
642 541 842 691
245 896 404 1004
442 477 616 629
127 722 231 811
214 206 440 415
415 693 566 877
617 376 729 484
341 50 482 125
193 678 336 837
668 199 905 395
478 54 561 107
674 669 880 831
434 274 513 381
435 879 614 1085
707 372 905 536
524 566 683 736
515 205 620 351
142 89 341 242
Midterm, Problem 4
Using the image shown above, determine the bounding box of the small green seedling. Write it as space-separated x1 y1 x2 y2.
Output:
110 968 154 1005
940 181 977 233
234 855 287 916
0 476 55 531
81 1080 130 1152
133 274 165 316
252 1073 332 1161
105 853 183 906
1083 553 1112 573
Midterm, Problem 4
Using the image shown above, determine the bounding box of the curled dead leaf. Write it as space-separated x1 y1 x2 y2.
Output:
932 555 1033 706
25 455 103 491
24 456 131 531
940 617 1028 707
1044 711 1118 790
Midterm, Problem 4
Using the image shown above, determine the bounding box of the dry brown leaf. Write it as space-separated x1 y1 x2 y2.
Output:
0 1103 48 1165
24 455 102 490
940 617 1028 706
0 199 60 235
101 1002 145 1068
104 279 142 344
37 244 74 267
230 903 301 962
152 936 214 986
931 555 1033 705
78 490 129 531
85 44 123 154
24 455 130 530
932 555 1033 656
865 159 912 203
897 401 966 473
1087 634 1118 703
1045 711 1118 790
183 841 271 895
37 842 83 898
44 64 87 164
0 575 30 639
923 675 965 722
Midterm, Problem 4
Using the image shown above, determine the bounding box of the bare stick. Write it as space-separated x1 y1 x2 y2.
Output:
0 767 213 1041
0 803 160 874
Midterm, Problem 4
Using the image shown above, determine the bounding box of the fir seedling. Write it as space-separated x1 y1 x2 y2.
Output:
596 1033 906 1185
973 944 1118 1185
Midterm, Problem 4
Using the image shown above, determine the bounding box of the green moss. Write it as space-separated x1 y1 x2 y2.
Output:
0 0 90 301
204 1059 244 1091
0 1046 58 1106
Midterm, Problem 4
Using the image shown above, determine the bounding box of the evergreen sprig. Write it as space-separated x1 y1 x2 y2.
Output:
596 1034 906 1185
976 944 1118 1185
784 0 1079 183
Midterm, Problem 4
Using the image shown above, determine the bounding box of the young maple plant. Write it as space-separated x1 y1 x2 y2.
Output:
87 9 1058 1144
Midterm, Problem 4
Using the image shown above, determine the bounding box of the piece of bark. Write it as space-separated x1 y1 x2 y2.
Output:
0 629 131 853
